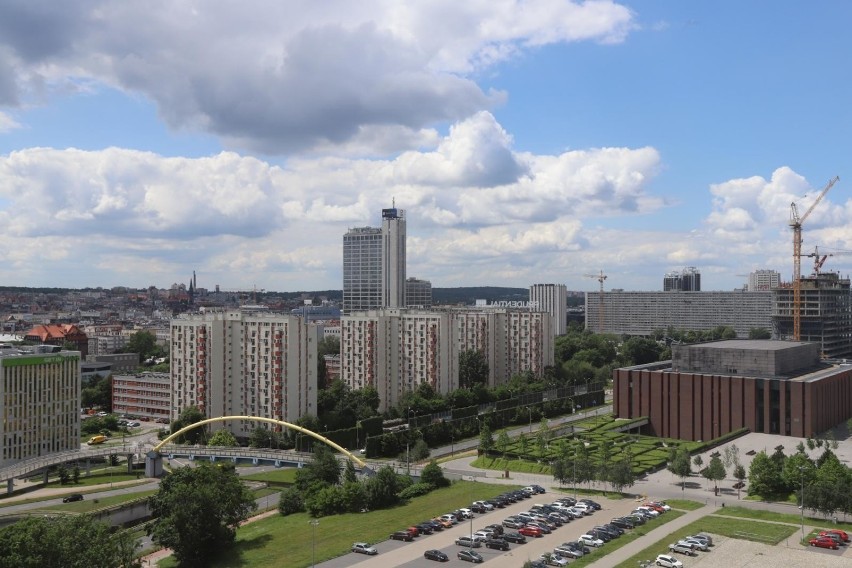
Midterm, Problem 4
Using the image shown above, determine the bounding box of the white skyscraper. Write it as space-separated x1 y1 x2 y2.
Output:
748 269 781 291
342 206 406 315
529 283 568 336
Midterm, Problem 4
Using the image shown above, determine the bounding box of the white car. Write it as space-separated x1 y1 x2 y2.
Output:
637 507 660 517
458 508 473 519
351 542 378 555
540 553 569 566
473 500 495 511
655 554 684 568
650 501 672 511
579 534 604 547
473 530 493 540
441 514 459 525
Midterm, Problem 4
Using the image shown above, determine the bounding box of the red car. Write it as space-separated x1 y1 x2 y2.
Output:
809 537 838 550
518 525 542 538
822 529 849 542
406 526 420 537
643 503 666 513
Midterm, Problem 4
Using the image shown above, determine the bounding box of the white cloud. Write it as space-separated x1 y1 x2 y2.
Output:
0 1 636 155
0 111 20 132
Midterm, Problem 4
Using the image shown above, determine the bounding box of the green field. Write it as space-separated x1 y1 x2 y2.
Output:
158 480 519 568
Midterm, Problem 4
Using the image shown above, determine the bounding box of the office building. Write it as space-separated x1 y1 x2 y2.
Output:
664 267 701 291
772 272 852 359
1 350 81 467
341 307 553 409
342 206 406 315
170 309 320 437
614 340 852 440
748 269 781 292
406 277 432 308
530 284 568 336
112 372 171 422
585 290 773 337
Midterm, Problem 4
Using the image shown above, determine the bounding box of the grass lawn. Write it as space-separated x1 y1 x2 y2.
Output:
663 499 704 511
0 479 153 509
40 489 159 513
471 456 552 474
614 514 799 567
158 480 519 568
713 506 852 533
240 468 298 484
554 487 629 500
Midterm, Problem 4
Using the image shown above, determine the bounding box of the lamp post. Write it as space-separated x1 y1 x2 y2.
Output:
799 465 805 539
573 449 578 500
468 475 475 545
528 407 533 433
309 519 319 567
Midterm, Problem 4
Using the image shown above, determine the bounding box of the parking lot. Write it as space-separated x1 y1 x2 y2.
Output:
316 489 654 568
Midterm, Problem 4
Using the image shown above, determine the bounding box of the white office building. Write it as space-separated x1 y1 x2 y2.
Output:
342 206 406 315
1 350 81 467
529 284 568 336
748 269 781 292
170 309 320 437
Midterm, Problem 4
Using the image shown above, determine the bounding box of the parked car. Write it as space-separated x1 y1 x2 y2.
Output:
610 517 635 529
553 543 583 558
686 534 712 547
473 530 493 540
457 549 484 563
649 500 672 511
434 517 453 529
424 549 449 562
674 540 697 551
668 543 697 556
587 528 611 542
519 525 542 538
682 538 708 551
351 542 378 555
503 517 524 529
530 484 547 494
415 522 434 534
579 498 601 510
484 523 503 535
501 531 527 544
810 537 839 550
539 553 569 566
655 554 684 567
693 532 714 545
470 503 488 514
579 534 604 547
439 514 458 525
455 536 482 548
818 532 843 546
822 529 849 543
485 538 509 551
629 514 647 525
458 508 474 519
472 500 494 511
601 523 624 536
389 531 413 541
527 521 552 534
62 493 83 503
405 526 420 538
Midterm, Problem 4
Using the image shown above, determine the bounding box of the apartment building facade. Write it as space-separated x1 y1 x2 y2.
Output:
341 307 553 409
529 283 567 336
170 309 320 437
112 371 171 422
0 350 81 467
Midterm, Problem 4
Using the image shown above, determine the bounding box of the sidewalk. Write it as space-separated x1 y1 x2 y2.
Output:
587 504 719 567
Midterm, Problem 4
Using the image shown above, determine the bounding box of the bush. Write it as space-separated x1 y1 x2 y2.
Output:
278 487 304 516
398 482 434 500
420 460 450 488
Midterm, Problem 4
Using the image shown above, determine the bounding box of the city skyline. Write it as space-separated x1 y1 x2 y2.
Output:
1 3 851 292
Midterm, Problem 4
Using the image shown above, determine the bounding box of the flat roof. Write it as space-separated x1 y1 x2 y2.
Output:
692 339 811 351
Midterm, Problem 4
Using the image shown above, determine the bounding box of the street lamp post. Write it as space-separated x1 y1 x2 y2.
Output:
799 466 805 539
573 449 578 500
309 519 319 567
528 407 533 433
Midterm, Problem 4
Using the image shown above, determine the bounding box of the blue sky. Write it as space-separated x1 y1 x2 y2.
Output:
0 1 850 293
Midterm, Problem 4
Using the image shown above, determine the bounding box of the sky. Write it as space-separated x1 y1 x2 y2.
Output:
1 1 852 294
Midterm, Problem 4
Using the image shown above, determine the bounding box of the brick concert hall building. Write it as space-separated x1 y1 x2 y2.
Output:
613 339 852 440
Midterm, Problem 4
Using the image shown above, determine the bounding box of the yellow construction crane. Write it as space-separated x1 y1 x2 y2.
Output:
584 270 607 333
789 176 839 340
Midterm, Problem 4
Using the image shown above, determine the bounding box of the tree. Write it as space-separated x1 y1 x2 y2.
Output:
278 487 304 516
172 406 206 444
747 451 784 498
295 445 341 492
207 429 238 447
420 460 450 488
126 330 160 360
497 430 511 459
82 375 112 411
148 463 257 568
459 349 489 389
518 433 529 460
0 515 140 568
479 422 494 455
343 459 358 484
364 466 404 509
667 448 692 492
598 439 614 492
619 337 663 365
706 455 726 494
609 450 636 494
748 327 771 339
733 463 747 499
692 455 704 484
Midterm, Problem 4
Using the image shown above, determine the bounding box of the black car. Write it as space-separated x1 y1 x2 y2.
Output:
424 549 449 562
531 484 546 494
416 523 434 534
62 493 83 503
563 541 589 556
427 519 444 531
602 523 624 536
487 499 506 508
580 499 601 510
610 517 635 529
501 532 527 544
485 538 510 551
458 549 484 563
588 528 612 542
470 503 487 514
593 525 619 539
390 531 413 541
484 523 504 535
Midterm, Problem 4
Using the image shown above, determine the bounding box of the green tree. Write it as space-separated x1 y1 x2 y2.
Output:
706 455 727 493
0 515 140 568
458 349 489 389
172 406 206 444
364 466 404 509
667 448 692 493
295 445 341 493
479 422 494 455
343 459 358 484
82 375 112 411
518 433 529 460
420 460 450 488
278 487 304 516
609 450 636 494
747 451 785 497
126 330 160 360
748 328 771 339
148 463 257 568
733 463 747 498
781 452 815 493
619 337 663 365
496 430 511 459
598 438 614 492
207 429 238 447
